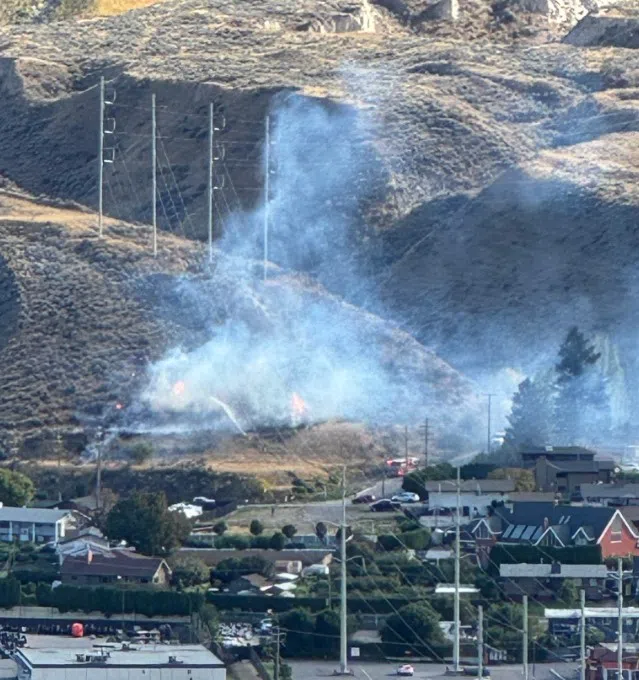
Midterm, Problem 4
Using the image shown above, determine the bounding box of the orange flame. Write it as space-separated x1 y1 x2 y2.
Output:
291 392 308 419
173 380 186 397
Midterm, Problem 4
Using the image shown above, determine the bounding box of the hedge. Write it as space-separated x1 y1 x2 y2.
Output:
206 593 329 613
489 544 602 575
36 584 203 617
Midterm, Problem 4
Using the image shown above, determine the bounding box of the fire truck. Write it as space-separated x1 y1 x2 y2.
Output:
385 457 419 477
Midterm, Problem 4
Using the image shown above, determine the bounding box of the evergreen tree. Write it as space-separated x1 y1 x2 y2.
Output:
555 327 609 444
503 375 555 453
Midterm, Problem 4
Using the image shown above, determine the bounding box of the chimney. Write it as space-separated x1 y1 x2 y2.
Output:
87 549 93 564
543 517 549 530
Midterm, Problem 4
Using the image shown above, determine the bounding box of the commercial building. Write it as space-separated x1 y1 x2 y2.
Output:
15 641 225 680
0 506 74 544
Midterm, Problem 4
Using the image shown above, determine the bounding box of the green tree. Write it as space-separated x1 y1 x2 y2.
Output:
381 602 446 658
213 521 228 536
170 555 209 587
212 556 274 583
282 524 297 540
199 603 219 642
105 492 191 555
279 608 316 657
488 467 535 491
502 375 555 453
402 463 455 496
555 327 609 444
486 602 543 661
249 520 264 536
315 522 328 544
269 532 286 550
128 442 154 465
0 469 34 507
557 578 580 607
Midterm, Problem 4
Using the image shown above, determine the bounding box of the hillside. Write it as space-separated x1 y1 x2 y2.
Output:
0 188 483 465
0 0 639 447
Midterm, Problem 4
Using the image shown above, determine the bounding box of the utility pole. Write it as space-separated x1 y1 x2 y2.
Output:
523 595 529 680
263 114 270 281
423 418 429 467
580 589 586 680
484 394 495 455
454 465 461 672
98 76 105 238
56 433 62 503
95 428 103 512
618 557 624 680
273 626 284 680
404 425 409 470
477 604 484 680
207 102 214 265
151 93 157 257
339 464 348 675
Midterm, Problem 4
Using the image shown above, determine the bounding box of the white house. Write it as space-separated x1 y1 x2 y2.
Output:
0 506 74 544
15 643 225 680
425 479 516 517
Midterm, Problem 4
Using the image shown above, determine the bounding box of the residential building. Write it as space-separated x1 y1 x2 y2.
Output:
499 563 609 600
545 607 639 639
15 641 225 680
0 506 75 544
60 549 171 586
521 446 597 467
228 573 271 594
57 528 111 559
463 502 639 562
424 479 515 517
534 456 614 494
587 645 639 680
581 484 639 507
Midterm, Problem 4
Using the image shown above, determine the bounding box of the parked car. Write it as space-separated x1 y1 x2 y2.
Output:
352 494 375 504
193 496 216 510
391 492 420 504
462 667 490 677
370 499 401 512
397 665 414 676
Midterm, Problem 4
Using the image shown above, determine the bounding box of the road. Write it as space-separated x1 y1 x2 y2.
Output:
288 661 579 680
357 476 404 501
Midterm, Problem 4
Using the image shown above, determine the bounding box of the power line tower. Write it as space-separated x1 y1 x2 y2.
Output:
263 114 271 281
418 418 430 466
151 93 157 257
207 104 226 265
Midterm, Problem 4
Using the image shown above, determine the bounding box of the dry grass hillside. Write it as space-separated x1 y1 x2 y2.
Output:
1 0 639 450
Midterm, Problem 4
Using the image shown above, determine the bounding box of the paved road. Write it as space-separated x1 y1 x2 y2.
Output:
288 661 579 680
357 476 404 501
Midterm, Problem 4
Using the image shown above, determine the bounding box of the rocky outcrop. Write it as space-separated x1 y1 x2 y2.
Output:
564 6 639 47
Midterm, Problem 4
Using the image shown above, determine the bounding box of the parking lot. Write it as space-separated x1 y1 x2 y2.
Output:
287 661 579 680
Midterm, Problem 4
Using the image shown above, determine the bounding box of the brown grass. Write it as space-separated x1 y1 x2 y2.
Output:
92 0 165 16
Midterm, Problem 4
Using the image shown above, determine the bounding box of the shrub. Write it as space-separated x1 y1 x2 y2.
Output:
282 524 297 540
213 521 228 536
269 532 286 550
250 520 264 536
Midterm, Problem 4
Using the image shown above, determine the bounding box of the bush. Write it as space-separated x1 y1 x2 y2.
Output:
249 520 264 536
170 556 209 587
213 521 228 536
212 556 274 583
282 524 297 540
214 534 250 550
269 532 286 550
250 536 271 549
128 442 154 465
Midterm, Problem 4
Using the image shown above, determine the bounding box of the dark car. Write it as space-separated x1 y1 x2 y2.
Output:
353 494 376 504
370 499 402 512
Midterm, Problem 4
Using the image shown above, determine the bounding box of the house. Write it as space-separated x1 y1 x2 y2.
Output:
60 549 171 586
424 479 515 518
227 573 271 594
57 527 112 559
546 607 639 639
521 446 597 467
534 456 614 494
463 502 639 561
581 484 639 507
0 505 75 544
498 502 639 557
586 645 639 680
499 562 609 600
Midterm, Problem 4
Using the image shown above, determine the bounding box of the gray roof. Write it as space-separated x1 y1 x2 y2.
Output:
424 479 515 493
500 563 608 578
544 459 615 472
496 502 617 546
16 643 223 668
0 507 71 523
581 484 639 499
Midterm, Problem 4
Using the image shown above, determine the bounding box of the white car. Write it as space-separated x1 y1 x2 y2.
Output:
397 665 414 676
392 492 420 504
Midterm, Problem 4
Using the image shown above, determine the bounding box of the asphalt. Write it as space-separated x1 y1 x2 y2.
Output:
287 661 579 680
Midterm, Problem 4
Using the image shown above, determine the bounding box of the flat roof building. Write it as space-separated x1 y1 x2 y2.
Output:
15 640 225 680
